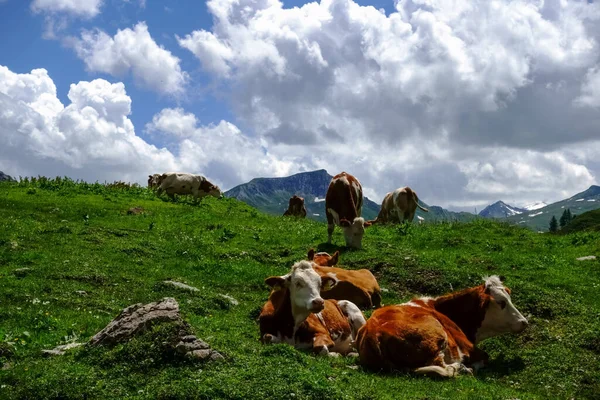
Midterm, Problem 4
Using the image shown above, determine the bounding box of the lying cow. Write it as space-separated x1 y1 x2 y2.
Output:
283 195 307 218
259 260 366 356
308 249 382 309
373 187 429 224
356 276 528 377
156 172 222 201
325 172 372 248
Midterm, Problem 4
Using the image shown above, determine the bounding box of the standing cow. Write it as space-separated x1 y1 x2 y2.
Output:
148 174 162 189
374 187 429 224
156 172 222 201
325 172 372 249
283 195 307 218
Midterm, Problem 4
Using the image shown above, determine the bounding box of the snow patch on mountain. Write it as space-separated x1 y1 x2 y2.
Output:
523 202 547 211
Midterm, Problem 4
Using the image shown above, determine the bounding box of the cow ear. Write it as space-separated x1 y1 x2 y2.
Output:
307 248 315 260
321 275 338 291
504 287 512 295
340 219 351 227
329 251 339 266
265 275 289 290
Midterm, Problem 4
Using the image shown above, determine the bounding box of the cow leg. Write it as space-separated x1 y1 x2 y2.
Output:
326 211 335 243
414 352 473 378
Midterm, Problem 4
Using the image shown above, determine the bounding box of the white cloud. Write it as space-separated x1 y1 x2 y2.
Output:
174 0 600 207
31 0 103 18
0 65 293 189
574 66 600 108
70 22 188 96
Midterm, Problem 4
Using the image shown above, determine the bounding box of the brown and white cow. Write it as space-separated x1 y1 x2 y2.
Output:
259 261 366 356
356 276 528 377
374 187 429 224
283 195 307 218
308 249 382 309
325 172 372 248
156 172 222 201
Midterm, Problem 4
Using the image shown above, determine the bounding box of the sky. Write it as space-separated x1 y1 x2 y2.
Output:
1 0 600 212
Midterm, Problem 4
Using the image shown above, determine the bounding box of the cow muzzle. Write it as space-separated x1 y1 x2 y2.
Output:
310 298 325 313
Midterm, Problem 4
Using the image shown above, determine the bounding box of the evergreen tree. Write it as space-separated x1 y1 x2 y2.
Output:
566 208 572 224
549 216 558 232
560 210 568 227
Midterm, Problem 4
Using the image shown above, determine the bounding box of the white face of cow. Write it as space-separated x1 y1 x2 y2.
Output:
265 261 337 324
476 276 528 343
341 217 368 248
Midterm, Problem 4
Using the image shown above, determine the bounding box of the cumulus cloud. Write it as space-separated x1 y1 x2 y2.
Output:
70 22 188 96
0 65 293 189
175 0 600 207
31 0 103 18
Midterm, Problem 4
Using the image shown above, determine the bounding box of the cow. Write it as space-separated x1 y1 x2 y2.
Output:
156 172 222 201
325 172 372 248
148 174 162 189
307 249 382 309
283 195 307 218
373 187 429 224
259 260 366 356
356 276 528 377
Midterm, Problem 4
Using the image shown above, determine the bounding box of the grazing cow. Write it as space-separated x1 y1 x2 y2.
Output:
325 172 372 248
308 249 382 309
356 276 528 377
156 172 222 201
259 261 366 356
283 195 307 218
374 187 429 224
148 174 162 189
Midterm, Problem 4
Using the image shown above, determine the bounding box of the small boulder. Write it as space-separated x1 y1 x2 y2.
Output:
162 281 200 292
218 294 239 306
127 207 144 215
576 256 597 261
42 342 84 356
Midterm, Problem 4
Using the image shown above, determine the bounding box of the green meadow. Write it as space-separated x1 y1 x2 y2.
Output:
1 178 599 399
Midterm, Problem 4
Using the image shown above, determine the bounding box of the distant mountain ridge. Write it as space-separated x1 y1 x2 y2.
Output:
505 185 600 231
0 171 15 182
225 169 476 223
479 201 526 218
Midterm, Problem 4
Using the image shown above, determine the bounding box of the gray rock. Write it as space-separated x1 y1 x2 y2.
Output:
176 339 209 354
209 351 224 361
181 335 197 343
576 255 597 261
75 290 88 296
162 281 200 292
218 294 239 306
42 342 84 356
186 349 212 360
89 297 181 346
13 268 31 277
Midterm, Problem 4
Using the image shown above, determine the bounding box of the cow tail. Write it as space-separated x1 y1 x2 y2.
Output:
413 191 429 212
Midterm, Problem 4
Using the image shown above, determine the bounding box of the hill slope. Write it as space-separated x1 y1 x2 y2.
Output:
561 208 600 234
1 178 599 399
507 185 600 231
226 170 476 223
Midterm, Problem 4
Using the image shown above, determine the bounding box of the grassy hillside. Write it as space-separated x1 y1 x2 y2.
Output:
1 178 599 399
561 208 600 234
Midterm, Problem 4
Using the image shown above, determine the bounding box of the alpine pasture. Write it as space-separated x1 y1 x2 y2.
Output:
1 178 599 399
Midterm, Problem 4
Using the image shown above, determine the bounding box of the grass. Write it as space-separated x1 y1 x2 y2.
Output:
1 177 599 399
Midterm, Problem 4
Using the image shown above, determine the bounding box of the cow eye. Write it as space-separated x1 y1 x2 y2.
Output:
498 300 507 309
295 281 304 288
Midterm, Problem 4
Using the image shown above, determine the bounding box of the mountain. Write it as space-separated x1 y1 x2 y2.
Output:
479 201 526 218
225 169 379 221
225 169 476 223
0 171 15 182
522 201 547 211
507 185 600 231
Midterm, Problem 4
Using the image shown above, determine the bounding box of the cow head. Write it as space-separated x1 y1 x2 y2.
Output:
265 261 338 324
476 276 528 343
200 179 223 199
147 174 161 188
339 217 372 249
307 249 339 266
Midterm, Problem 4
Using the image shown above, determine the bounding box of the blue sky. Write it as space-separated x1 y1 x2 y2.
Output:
1 0 600 211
